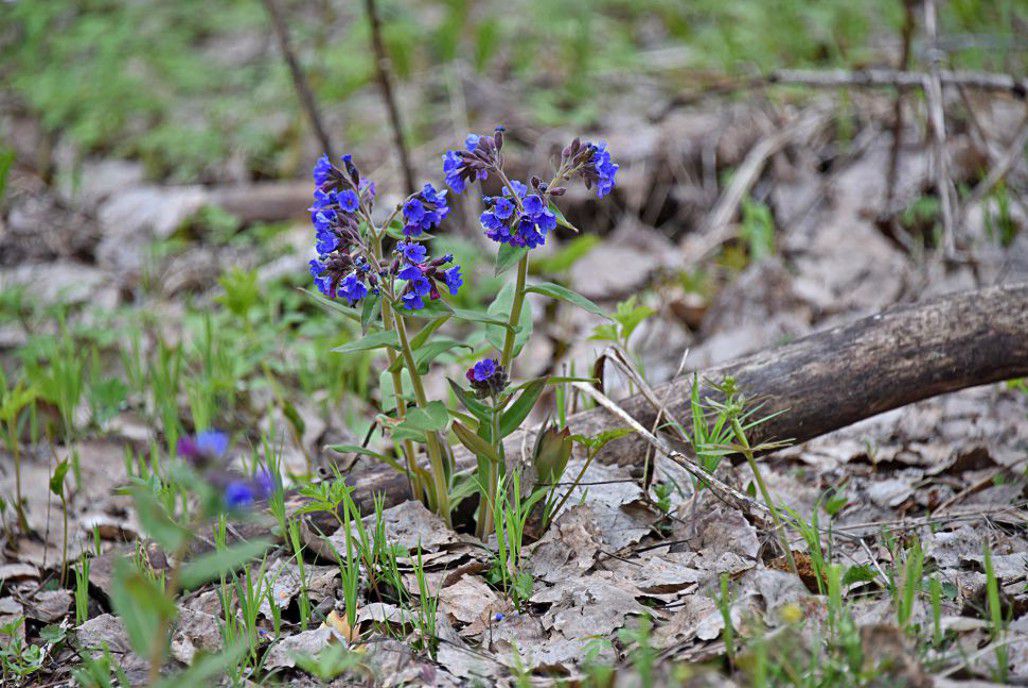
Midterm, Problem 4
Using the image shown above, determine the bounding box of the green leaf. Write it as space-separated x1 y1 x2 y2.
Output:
412 339 473 374
452 420 501 464
549 202 581 233
49 459 70 497
131 488 190 553
496 244 529 276
401 299 453 319
399 401 450 433
360 295 381 334
110 557 177 657
301 288 361 323
447 379 492 424
331 330 399 354
526 282 607 319
842 564 878 587
500 378 546 438
450 308 513 330
180 540 270 589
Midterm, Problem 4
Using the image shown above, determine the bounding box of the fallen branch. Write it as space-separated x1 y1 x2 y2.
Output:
345 282 1028 512
769 68 1028 99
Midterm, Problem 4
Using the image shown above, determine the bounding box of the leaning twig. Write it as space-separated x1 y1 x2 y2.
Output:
769 68 1028 98
884 0 918 211
261 0 336 160
570 381 774 524
362 0 416 195
923 0 957 257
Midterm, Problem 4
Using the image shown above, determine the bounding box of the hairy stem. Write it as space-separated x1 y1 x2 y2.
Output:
371 237 426 503
393 315 452 526
501 255 529 368
731 417 798 576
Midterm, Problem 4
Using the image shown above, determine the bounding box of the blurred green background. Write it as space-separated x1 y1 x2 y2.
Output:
2 0 1021 181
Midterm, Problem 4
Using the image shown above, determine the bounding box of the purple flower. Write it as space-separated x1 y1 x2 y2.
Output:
403 198 426 224
336 189 359 213
465 358 508 398
523 194 545 216
177 430 229 464
402 184 450 236
255 468 276 498
396 241 427 264
471 358 496 382
337 275 368 306
492 196 514 220
224 481 256 509
591 143 619 198
442 130 502 194
444 266 463 295
313 155 333 186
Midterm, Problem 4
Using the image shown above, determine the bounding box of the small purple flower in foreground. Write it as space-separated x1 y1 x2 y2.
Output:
224 481 257 509
493 612 505 622
444 266 463 295
177 429 228 467
466 358 508 398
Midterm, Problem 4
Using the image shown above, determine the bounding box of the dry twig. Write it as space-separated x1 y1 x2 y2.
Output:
363 0 416 195
261 0 336 160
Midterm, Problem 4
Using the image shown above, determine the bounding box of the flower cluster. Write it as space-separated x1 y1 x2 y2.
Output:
177 430 275 510
402 184 450 237
309 154 463 313
465 358 508 398
395 249 463 311
443 129 504 194
308 154 378 304
442 128 618 250
560 138 619 198
480 179 558 249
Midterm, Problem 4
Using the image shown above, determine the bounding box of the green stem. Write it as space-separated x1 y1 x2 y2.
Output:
371 237 426 504
730 418 798 576
500 254 529 369
476 401 503 539
394 315 452 526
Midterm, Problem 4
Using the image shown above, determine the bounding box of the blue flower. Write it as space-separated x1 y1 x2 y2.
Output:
315 227 339 254
492 196 514 220
465 134 481 150
471 358 497 382
313 155 333 186
336 189 359 213
523 194 545 216
403 198 426 224
338 275 368 306
224 481 256 509
396 241 427 264
591 143 619 198
308 259 333 296
196 430 229 457
443 150 466 194
504 180 528 199
444 266 463 295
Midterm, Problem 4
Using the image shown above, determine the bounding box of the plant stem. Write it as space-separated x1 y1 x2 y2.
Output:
393 315 452 526
730 418 798 576
476 402 503 539
371 237 425 503
500 254 529 368
11 425 28 533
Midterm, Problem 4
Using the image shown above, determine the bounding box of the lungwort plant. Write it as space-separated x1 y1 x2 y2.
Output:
307 128 617 537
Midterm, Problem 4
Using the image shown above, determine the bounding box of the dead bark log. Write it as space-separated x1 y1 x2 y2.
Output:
347 282 1028 512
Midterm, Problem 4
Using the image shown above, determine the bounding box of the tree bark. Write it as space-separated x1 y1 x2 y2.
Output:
346 282 1028 512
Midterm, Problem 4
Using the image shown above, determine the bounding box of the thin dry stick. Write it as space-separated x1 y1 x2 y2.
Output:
884 0 917 211
923 0 958 257
261 0 336 160
363 0 416 195
569 381 773 524
769 68 1028 97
